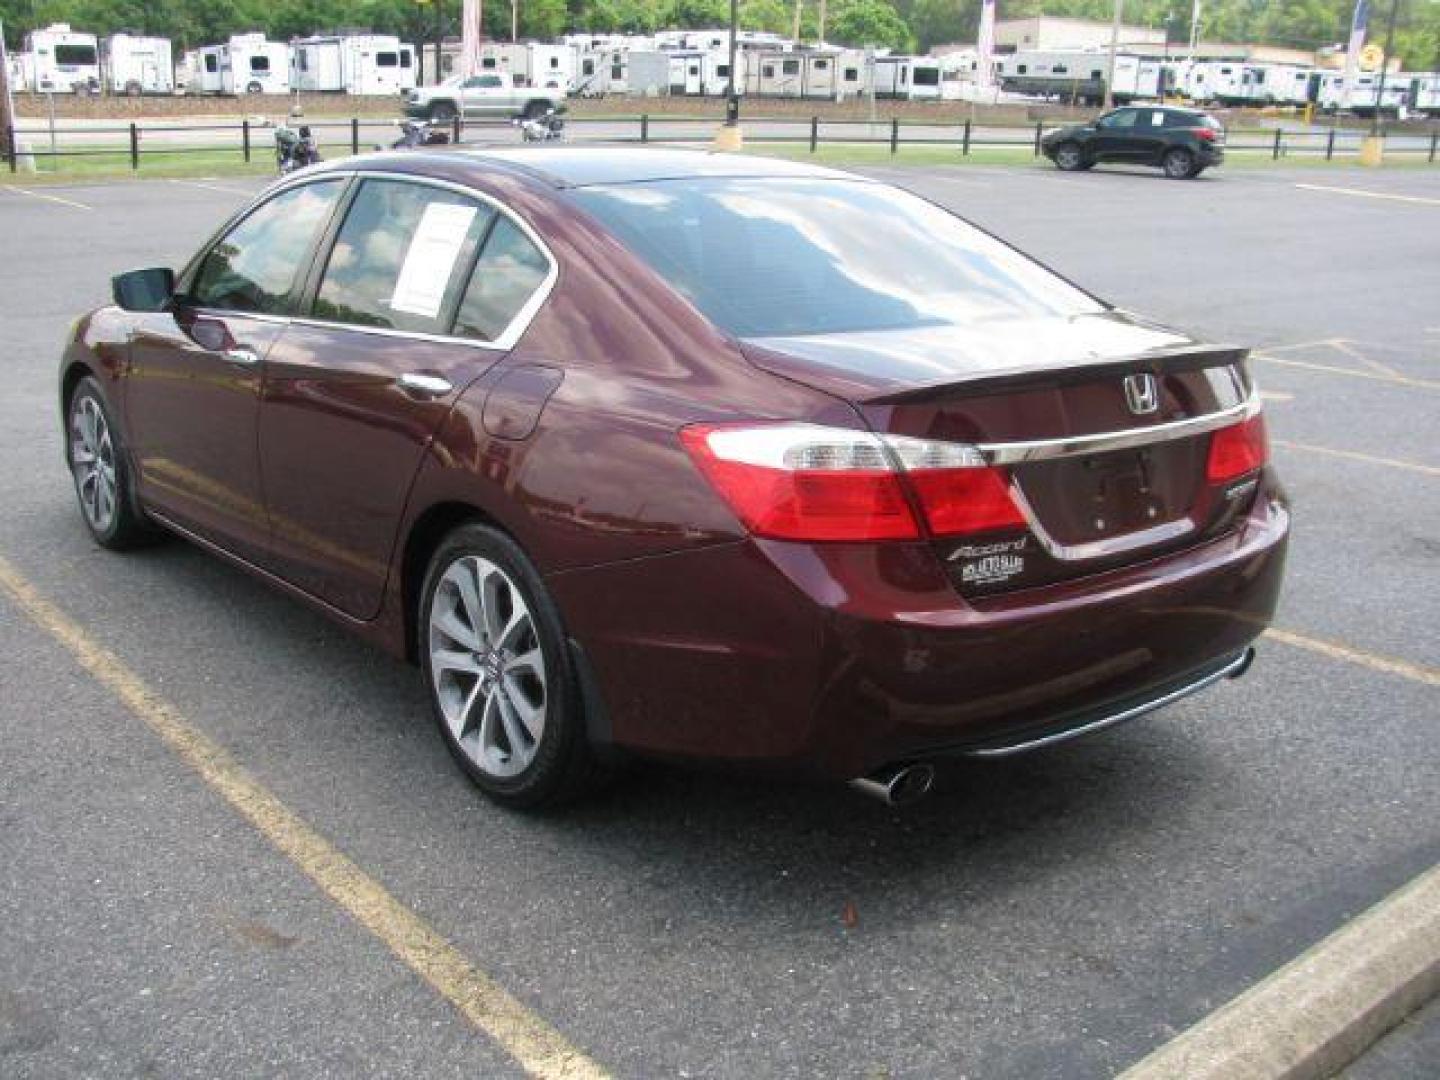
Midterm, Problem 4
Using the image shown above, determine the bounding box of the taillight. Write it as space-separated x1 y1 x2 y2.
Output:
680 423 1025 542
1193 126 1217 142
1206 413 1268 482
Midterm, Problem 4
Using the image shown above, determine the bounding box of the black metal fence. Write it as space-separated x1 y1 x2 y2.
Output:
6 114 1440 173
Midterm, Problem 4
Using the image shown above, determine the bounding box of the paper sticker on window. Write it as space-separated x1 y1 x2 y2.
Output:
391 202 478 319
1150 112 1164 126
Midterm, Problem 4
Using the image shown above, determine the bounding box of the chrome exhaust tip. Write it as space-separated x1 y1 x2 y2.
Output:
1227 646 1257 680
848 762 936 807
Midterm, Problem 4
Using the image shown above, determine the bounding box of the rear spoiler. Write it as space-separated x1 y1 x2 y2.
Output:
870 342 1250 405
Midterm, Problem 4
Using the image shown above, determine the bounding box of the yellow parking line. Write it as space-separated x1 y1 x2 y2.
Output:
1253 355 1440 391
0 554 609 1080
1263 627 1440 688
0 185 93 211
1294 182 1440 207
1271 439 1440 477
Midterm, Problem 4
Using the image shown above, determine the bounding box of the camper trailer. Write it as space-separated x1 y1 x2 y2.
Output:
625 49 738 97
103 34 174 95
528 43 577 91
22 24 100 93
214 34 290 95
1237 63 1312 106
1407 72 1440 116
1184 61 1247 105
909 57 943 100
873 56 914 99
997 51 1167 105
290 35 415 94
1319 71 1413 115
745 50 850 99
575 48 631 96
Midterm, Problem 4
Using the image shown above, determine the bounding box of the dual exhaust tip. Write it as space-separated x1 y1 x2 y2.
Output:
847 762 936 807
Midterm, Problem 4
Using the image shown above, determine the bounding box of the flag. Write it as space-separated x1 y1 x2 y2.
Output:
976 0 996 89
1342 0 1369 105
461 0 483 79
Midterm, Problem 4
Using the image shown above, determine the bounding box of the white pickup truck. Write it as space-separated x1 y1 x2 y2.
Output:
404 73 564 122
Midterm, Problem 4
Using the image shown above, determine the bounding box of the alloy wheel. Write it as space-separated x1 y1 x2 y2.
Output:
427 556 547 778
1055 145 1082 171
70 395 117 533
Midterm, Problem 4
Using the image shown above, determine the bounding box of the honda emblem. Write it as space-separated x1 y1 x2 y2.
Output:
1123 373 1160 416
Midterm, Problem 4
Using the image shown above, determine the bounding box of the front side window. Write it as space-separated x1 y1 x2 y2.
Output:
1102 109 1138 129
453 218 551 342
313 180 495 334
573 178 1102 339
190 180 345 314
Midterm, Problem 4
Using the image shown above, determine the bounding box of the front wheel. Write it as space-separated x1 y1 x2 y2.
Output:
66 376 163 550
1052 142 1085 171
1163 148 1196 179
420 524 603 809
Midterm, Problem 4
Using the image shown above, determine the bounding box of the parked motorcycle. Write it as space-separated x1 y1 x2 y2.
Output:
275 124 321 175
389 118 452 150
514 106 565 143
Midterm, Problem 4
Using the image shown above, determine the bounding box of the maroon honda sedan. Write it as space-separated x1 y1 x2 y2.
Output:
61 148 1287 807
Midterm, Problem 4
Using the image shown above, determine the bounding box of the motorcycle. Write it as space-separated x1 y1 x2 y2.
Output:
275 124 321 175
389 118 452 150
514 106 565 143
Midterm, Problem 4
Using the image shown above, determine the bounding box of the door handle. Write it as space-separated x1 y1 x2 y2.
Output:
398 373 453 397
223 346 261 367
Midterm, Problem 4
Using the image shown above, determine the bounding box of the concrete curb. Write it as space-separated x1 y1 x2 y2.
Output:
1120 862 1440 1080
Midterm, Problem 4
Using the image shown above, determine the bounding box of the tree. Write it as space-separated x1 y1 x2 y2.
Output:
828 0 912 51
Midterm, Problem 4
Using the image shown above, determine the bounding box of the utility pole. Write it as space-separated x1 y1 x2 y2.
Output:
817 0 827 45
792 0 803 45
0 17 15 165
1104 0 1125 110
512 0 519 44
714 0 742 150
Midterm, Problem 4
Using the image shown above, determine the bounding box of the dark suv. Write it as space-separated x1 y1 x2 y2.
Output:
1041 106 1225 179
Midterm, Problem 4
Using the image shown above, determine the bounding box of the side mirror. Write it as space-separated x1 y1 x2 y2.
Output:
112 267 174 313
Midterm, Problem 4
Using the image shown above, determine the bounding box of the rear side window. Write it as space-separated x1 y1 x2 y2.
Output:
313 179 495 333
453 219 550 342
190 180 345 314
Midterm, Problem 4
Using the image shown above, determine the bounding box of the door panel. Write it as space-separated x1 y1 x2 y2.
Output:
125 309 284 561
258 326 501 618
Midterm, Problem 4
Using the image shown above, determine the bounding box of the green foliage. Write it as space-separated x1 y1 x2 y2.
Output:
2 0 1439 70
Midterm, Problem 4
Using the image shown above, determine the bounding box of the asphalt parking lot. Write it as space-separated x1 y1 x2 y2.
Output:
1 161 1437 1078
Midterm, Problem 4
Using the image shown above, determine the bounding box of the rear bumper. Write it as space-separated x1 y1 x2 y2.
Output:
549 473 1288 780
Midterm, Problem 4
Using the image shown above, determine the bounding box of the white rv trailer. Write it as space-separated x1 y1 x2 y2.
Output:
103 34 174 95
873 56 914 99
1235 63 1312 106
290 35 415 94
1184 60 1247 105
528 43 577 91
194 46 226 93
216 34 290 95
625 49 738 96
1318 71 1412 115
575 48 630 96
997 51 1170 105
909 57 943 100
745 50 851 99
1406 73 1440 115
22 24 100 93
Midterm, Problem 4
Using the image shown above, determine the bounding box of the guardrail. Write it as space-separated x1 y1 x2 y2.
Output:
5 114 1439 173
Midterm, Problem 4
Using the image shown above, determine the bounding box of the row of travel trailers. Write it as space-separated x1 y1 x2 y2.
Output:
7 25 417 96
996 50 1440 116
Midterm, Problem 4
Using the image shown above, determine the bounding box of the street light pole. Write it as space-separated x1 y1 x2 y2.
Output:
714 0 742 149
1104 0 1125 110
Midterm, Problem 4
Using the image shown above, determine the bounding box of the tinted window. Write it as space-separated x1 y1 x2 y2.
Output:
573 178 1102 339
251 55 270 73
815 60 828 70
205 54 218 72
191 180 345 314
844 67 858 81
314 180 495 333
1103 109 1138 129
401 50 412 68
377 52 398 68
453 219 550 342
56 44 97 66
782 60 799 75
913 67 940 86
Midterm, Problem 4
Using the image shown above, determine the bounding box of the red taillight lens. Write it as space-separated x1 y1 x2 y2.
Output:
681 424 919 541
680 423 1026 543
1206 414 1268 482
1194 126 1217 142
907 465 1026 536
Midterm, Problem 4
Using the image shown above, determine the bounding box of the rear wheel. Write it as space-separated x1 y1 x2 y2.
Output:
429 100 458 122
420 524 603 809
66 377 163 550
1163 147 1197 179
1052 142 1085 171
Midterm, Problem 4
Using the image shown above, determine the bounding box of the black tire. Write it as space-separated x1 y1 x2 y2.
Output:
419 523 604 809
1052 142 1085 171
1163 147 1197 179
522 99 548 120
429 100 458 122
65 376 164 550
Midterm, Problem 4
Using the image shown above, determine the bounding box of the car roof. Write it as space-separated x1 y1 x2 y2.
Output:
450 146 865 188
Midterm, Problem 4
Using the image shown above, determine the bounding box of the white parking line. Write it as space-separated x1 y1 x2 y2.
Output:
0 185 93 211
1271 439 1440 478
1254 354 1440 391
166 178 257 196
1294 182 1440 207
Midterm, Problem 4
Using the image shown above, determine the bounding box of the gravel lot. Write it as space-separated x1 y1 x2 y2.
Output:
1 160 1436 1078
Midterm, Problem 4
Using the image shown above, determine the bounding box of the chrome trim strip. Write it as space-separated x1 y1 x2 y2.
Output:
962 648 1254 759
978 388 1260 466
1008 483 1196 563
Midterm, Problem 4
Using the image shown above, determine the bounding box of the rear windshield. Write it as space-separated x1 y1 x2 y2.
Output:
572 178 1102 338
